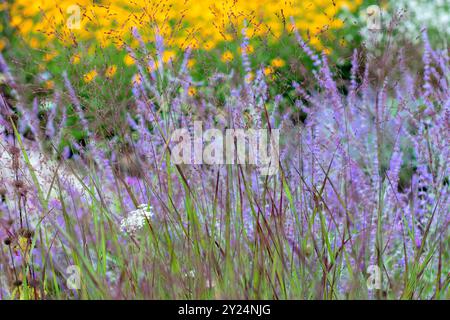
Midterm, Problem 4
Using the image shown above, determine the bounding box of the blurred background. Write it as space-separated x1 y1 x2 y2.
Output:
0 0 448 143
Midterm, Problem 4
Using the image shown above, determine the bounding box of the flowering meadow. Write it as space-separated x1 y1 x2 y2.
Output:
6 0 360 50
0 0 449 300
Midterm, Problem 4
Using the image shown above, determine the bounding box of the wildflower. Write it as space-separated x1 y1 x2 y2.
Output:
71 53 81 65
187 59 196 69
83 70 97 83
44 80 54 90
204 40 215 50
184 40 199 51
188 86 197 96
120 204 154 234
271 57 285 68
240 44 254 55
105 65 117 78
0 39 6 51
162 50 176 64
264 66 274 76
221 51 234 63
44 51 58 62
30 38 39 49
11 0 359 52
18 235 30 253
49 199 62 211
124 54 135 66
323 48 332 55
183 270 196 278
131 74 142 85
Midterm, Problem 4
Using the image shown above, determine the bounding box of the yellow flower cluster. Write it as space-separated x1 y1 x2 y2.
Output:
7 0 362 53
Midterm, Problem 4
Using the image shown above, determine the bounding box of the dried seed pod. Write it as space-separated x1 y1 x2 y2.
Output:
18 187 28 197
13 280 23 287
9 145 21 156
9 113 19 123
12 158 20 170
13 180 24 189
19 228 34 239
3 237 12 246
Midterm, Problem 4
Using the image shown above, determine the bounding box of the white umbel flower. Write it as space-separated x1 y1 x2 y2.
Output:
120 204 154 234
183 270 196 278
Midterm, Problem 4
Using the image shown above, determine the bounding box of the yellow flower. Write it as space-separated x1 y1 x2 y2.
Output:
124 54 135 66
240 44 254 55
131 74 142 85
0 39 6 51
10 15 22 28
10 0 361 54
184 40 199 50
188 86 197 96
105 65 117 78
83 70 97 83
187 59 196 69
163 50 176 64
309 37 322 50
71 53 81 65
130 39 140 49
29 38 39 49
271 57 285 68
323 47 332 55
113 38 125 50
44 51 58 62
244 28 254 39
18 236 29 253
221 51 234 63
204 40 216 50
45 80 54 90
264 66 274 76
